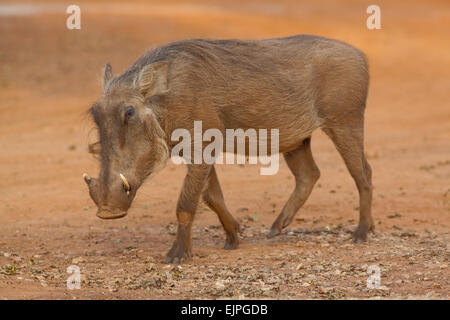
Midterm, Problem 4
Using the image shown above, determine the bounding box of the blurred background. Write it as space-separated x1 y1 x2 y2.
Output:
0 0 449 299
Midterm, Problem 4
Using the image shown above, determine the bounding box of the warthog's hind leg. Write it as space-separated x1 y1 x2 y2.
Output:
202 166 241 249
268 137 320 238
322 125 374 243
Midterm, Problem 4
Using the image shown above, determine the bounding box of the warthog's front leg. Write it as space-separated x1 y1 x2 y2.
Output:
202 166 241 250
165 164 211 264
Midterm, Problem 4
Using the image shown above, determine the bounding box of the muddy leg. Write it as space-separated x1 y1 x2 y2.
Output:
323 126 374 242
165 164 211 264
268 138 320 238
202 166 241 250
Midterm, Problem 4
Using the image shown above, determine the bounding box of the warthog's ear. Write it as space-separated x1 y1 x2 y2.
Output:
134 61 169 97
103 63 113 89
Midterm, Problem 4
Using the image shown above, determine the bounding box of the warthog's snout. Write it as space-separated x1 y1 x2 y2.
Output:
83 172 133 220
96 207 128 220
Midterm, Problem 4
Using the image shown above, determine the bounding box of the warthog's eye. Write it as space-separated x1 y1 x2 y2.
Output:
125 106 135 118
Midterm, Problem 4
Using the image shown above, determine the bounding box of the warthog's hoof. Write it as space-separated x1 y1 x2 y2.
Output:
223 239 239 250
267 228 281 238
165 253 190 264
352 224 375 243
165 256 181 264
223 225 240 250
165 240 192 264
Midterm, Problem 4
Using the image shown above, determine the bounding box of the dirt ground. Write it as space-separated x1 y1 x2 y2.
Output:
0 0 449 299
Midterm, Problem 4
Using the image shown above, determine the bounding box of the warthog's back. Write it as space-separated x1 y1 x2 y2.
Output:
120 35 369 152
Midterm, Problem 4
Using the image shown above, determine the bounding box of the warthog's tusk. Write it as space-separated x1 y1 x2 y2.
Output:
83 173 91 184
119 173 131 196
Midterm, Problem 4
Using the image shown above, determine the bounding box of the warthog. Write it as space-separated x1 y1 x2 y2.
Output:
83 35 373 263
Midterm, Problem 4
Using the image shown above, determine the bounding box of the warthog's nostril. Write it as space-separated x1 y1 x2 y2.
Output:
119 173 131 196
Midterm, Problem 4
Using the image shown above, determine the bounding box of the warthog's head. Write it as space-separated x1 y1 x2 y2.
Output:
83 62 170 219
